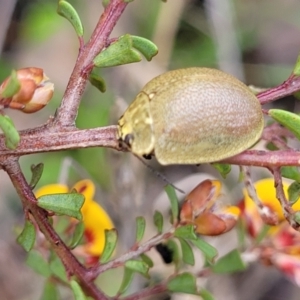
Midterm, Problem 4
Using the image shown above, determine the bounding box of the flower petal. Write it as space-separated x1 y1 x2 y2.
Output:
35 184 68 198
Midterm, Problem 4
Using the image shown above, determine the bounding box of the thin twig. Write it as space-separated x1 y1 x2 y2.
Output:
241 166 278 225
273 167 299 229
54 0 128 127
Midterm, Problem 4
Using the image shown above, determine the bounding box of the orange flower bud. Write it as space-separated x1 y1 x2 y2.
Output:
180 179 240 236
0 67 54 113
21 82 54 113
180 179 221 222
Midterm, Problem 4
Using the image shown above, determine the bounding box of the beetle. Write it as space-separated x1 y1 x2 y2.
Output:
117 67 264 165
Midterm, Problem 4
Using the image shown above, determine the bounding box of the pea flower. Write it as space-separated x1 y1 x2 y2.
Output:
180 179 240 236
35 179 114 260
240 178 300 286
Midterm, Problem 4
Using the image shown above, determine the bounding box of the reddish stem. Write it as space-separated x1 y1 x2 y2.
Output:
53 0 128 127
257 74 300 105
2 159 108 300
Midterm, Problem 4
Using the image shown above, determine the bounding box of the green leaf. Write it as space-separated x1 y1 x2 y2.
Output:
211 163 231 179
131 36 158 61
288 181 300 204
135 216 146 243
89 72 106 93
0 69 20 98
0 114 20 149
49 254 67 283
255 224 271 244
153 210 163 234
281 166 300 182
57 1 83 37
167 273 198 295
37 193 84 220
93 34 141 68
30 163 44 189
124 0 135 2
166 239 180 267
199 289 215 300
17 220 36 252
70 280 87 300
100 229 118 263
174 224 197 240
178 238 195 266
191 238 218 264
293 52 300 76
164 185 179 224
69 221 85 249
212 249 246 274
40 280 60 300
293 211 300 224
118 268 134 295
269 109 300 141
124 260 149 278
140 253 154 268
26 250 51 277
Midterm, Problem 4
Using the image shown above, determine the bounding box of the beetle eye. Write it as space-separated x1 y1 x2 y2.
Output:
124 134 134 146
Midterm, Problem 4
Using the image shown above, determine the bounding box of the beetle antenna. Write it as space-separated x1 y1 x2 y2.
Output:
134 155 185 194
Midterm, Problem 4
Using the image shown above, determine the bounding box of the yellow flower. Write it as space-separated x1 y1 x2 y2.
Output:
243 178 300 223
35 179 114 257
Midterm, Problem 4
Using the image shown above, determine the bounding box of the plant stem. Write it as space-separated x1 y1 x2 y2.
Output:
54 0 128 127
2 158 109 300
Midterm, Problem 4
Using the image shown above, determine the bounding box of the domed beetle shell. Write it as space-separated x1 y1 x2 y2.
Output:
117 67 264 165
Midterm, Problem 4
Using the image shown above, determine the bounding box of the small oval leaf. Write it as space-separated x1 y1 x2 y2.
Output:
0 69 20 98
178 238 195 266
212 249 246 274
140 253 154 268
124 260 149 278
37 193 84 220
118 268 134 295
49 254 67 283
40 280 60 300
174 224 197 240
135 216 146 243
293 52 300 76
281 166 300 182
93 34 141 68
69 221 85 249
269 109 300 141
288 181 300 204
153 210 164 233
100 228 118 263
30 163 44 189
191 238 218 264
57 0 84 37
89 72 106 93
167 272 198 295
70 280 87 300
200 289 215 300
17 220 36 252
164 185 179 224
166 239 180 267
131 36 158 61
0 114 20 149
212 163 231 179
26 250 51 277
